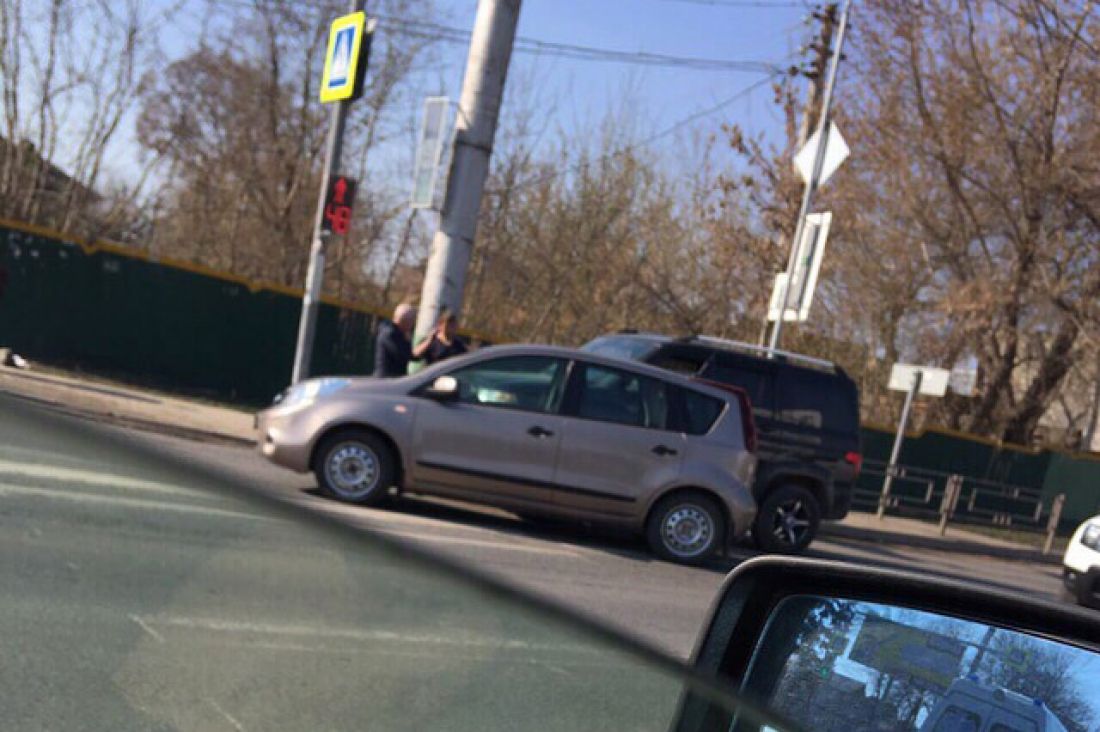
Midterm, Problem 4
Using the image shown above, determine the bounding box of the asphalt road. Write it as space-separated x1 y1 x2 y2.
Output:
1 398 1068 730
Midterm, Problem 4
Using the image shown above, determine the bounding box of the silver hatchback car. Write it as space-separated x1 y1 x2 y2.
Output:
256 344 757 563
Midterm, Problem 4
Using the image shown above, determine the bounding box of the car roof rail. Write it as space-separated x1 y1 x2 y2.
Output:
686 335 837 372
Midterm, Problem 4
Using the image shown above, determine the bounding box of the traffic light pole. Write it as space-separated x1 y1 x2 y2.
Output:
768 0 850 354
291 0 366 385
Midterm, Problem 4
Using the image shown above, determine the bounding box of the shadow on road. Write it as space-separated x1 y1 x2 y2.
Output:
297 485 1069 600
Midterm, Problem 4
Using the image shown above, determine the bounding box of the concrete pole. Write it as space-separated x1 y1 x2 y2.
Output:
291 0 367 385
878 370 922 519
768 0 850 354
413 0 522 346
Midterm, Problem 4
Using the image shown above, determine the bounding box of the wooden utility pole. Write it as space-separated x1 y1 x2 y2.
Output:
797 4 838 148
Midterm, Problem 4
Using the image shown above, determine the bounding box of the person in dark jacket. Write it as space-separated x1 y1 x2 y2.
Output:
417 308 468 365
373 303 418 378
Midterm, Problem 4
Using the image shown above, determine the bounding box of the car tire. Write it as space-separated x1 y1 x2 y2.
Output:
313 430 396 506
646 491 726 565
752 484 821 554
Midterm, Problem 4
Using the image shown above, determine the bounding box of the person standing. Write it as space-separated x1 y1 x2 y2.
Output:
415 308 468 365
373 303 419 378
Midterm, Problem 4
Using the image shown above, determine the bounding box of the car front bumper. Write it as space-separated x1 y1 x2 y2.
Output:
1063 565 1100 609
255 406 315 473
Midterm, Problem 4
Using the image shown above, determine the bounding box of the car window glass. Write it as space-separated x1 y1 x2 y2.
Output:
991 722 1038 732
933 706 982 732
681 388 725 435
775 369 856 432
447 356 564 413
648 346 709 376
704 361 773 416
579 336 656 362
577 364 668 429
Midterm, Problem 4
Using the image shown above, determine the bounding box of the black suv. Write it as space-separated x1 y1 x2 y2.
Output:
582 332 862 553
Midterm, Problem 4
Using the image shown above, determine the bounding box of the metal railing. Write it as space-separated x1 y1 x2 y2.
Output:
852 460 1066 554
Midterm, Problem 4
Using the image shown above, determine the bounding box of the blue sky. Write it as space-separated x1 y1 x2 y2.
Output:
106 0 813 189
424 0 807 157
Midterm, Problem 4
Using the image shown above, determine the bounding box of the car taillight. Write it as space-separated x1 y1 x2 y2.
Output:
844 451 862 475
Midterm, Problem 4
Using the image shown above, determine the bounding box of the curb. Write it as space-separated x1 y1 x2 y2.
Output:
821 522 1062 566
0 388 256 448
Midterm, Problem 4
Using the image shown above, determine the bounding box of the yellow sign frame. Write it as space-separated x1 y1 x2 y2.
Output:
320 11 367 104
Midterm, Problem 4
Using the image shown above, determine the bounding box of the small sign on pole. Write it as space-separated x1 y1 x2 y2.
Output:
411 97 451 209
794 122 849 186
888 363 950 397
319 13 375 104
322 175 358 236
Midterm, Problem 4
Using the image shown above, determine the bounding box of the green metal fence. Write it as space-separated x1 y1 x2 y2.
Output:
858 424 1100 527
0 222 379 405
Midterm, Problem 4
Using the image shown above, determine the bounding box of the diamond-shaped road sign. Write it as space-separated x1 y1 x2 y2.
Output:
794 122 849 186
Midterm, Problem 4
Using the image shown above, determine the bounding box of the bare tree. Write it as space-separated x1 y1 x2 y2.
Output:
0 0 161 239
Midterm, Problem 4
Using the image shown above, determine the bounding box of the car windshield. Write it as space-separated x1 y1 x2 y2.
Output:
3 396 774 731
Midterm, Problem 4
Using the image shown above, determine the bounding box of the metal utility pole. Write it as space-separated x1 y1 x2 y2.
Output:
878 370 921 519
797 4 837 149
768 0 851 353
291 0 367 385
413 0 522 346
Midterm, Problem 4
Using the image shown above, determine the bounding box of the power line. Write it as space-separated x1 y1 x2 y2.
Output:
659 0 803 7
377 15 788 73
203 1 789 73
508 71 781 194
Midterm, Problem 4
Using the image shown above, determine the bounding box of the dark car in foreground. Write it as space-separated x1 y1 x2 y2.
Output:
584 332 862 553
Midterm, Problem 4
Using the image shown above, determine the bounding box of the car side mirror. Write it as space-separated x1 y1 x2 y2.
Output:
424 375 459 401
674 557 1100 732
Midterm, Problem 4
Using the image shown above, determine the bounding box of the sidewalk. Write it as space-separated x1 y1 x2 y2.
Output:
0 364 254 445
820 511 1061 565
0 362 1062 565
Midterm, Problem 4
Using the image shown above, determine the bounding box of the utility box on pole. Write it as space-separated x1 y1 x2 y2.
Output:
413 0 522 347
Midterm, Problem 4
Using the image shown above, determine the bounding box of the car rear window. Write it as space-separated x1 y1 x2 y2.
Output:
775 368 858 433
703 361 773 416
680 388 725 435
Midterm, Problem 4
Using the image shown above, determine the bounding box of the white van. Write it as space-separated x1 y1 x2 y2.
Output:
920 678 1067 732
1062 514 1100 608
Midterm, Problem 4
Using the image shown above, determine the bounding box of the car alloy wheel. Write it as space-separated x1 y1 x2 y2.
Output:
771 498 811 547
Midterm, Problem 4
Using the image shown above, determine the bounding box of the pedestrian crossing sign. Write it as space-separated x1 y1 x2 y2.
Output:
320 12 372 103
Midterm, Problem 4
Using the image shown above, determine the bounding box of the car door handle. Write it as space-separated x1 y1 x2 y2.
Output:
652 445 678 456
527 426 554 438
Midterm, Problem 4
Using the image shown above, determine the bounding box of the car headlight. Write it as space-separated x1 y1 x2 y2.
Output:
279 378 350 409
1082 523 1100 550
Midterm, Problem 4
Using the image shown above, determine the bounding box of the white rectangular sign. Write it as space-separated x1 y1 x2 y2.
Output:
768 212 832 323
411 96 450 209
785 211 831 318
767 273 799 322
888 363 951 397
